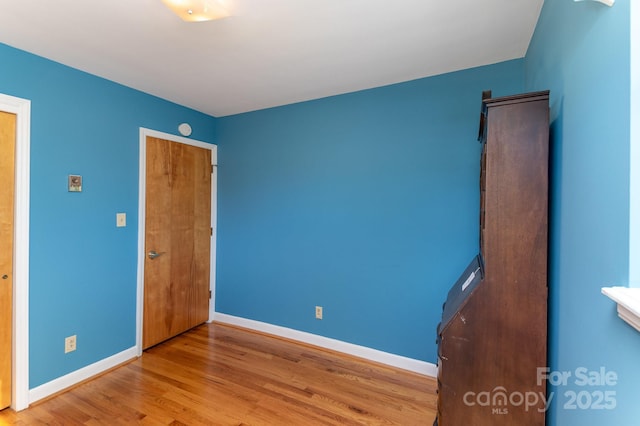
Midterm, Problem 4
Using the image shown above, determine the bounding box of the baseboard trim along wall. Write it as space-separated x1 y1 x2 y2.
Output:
213 312 438 378
28 346 138 405
27 314 437 406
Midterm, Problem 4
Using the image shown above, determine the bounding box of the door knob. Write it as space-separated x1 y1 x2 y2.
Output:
1 274 7 280
148 250 165 260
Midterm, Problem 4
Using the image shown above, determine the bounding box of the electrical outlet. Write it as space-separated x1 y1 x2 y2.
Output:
315 306 323 320
65 335 77 353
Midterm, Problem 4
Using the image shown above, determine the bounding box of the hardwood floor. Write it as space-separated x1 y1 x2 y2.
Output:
0 322 437 425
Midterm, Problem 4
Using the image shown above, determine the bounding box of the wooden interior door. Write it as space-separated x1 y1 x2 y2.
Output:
143 136 212 349
0 111 16 410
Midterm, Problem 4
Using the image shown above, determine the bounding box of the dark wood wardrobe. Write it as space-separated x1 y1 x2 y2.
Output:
434 91 550 425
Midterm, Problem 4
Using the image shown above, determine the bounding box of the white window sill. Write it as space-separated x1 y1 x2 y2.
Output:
602 287 640 332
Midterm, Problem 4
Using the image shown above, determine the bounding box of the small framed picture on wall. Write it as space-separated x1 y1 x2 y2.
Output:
68 175 82 192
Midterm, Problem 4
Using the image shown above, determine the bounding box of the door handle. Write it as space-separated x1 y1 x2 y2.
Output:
148 250 165 260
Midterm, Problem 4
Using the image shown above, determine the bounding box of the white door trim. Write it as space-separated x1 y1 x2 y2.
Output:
136 128 217 355
0 93 31 411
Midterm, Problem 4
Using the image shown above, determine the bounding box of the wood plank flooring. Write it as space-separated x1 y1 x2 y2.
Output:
0 322 437 425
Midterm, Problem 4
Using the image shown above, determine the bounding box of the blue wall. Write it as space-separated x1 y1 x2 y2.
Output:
5 3 638 416
525 1 640 424
215 60 523 361
0 43 217 387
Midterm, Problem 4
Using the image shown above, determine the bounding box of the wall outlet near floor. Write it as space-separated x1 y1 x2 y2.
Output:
315 306 323 320
65 335 77 353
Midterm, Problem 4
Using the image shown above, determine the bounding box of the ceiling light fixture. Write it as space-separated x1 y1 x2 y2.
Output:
161 0 230 22
573 0 615 6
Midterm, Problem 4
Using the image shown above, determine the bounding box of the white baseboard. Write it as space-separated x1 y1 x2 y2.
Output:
27 316 437 406
28 346 138 405
213 312 437 378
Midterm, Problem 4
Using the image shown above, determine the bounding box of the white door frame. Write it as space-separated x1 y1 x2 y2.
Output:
136 128 217 355
0 93 31 411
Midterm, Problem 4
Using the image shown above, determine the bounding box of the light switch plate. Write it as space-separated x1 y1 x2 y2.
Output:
116 213 126 227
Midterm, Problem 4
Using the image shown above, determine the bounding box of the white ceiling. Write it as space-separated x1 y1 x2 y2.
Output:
0 0 544 117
